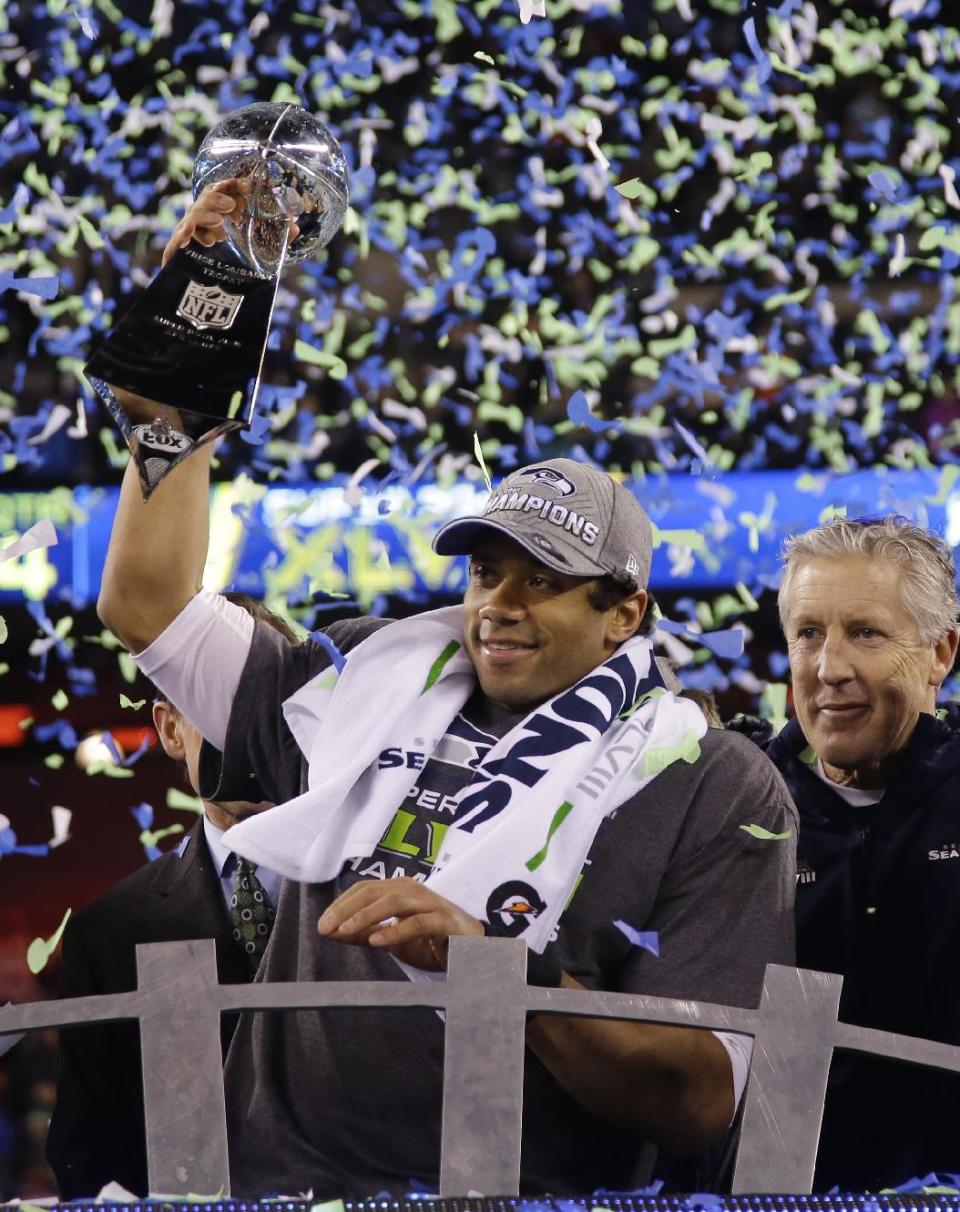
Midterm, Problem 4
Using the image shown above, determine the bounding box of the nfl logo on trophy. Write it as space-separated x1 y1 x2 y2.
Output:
176 282 244 331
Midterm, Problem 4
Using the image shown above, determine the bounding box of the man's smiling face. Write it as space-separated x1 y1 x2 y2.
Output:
461 534 644 713
783 555 956 787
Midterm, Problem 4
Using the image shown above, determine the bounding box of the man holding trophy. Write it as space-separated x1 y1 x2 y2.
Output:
85 102 797 1198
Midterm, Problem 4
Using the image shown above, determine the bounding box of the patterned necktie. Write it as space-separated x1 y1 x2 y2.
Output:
229 856 275 972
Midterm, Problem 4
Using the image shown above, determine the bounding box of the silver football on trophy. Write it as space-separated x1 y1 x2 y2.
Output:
193 102 350 277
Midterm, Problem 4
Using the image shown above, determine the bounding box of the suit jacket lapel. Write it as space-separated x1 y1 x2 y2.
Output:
151 817 251 985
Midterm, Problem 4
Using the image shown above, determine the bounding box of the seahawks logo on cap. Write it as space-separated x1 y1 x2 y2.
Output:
516 466 575 498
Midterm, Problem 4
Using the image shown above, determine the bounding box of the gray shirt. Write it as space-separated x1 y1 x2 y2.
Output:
199 618 797 1198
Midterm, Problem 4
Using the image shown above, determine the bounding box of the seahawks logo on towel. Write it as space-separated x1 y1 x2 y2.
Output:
516 466 576 498
485 880 546 937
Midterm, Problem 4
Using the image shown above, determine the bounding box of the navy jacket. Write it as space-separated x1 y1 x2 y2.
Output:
767 707 960 1192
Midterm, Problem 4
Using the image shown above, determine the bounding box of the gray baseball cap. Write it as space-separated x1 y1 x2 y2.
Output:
433 458 653 588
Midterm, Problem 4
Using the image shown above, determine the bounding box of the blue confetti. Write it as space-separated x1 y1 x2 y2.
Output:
613 919 661 957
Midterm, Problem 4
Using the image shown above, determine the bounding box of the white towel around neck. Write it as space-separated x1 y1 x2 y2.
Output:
224 606 706 954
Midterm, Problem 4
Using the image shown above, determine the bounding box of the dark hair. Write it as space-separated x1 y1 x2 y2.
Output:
679 688 722 728
222 591 300 644
586 575 656 637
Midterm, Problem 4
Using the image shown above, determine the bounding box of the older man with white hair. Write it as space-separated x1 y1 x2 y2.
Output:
768 515 960 1191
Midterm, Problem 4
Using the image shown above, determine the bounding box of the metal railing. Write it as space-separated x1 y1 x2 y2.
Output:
3 937 960 1199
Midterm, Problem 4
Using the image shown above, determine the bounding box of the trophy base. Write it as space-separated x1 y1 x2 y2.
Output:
87 375 243 498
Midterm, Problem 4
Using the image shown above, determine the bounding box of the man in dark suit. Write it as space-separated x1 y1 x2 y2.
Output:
46 597 292 1199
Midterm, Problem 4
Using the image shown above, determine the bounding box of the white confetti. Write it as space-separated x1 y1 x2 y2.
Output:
700 113 759 141
1 518 57 563
49 806 72 850
27 403 73 446
150 0 173 37
888 232 907 277
583 115 610 171
517 0 546 22
342 458 382 506
67 396 88 438
382 399 427 430
940 164 960 211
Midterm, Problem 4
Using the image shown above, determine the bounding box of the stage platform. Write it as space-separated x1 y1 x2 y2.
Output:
25 1196 960 1212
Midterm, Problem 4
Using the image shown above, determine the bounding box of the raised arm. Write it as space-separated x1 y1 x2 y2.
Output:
97 432 213 653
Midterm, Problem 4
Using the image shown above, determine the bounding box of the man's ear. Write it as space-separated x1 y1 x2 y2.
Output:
152 700 186 761
607 589 648 644
931 626 960 690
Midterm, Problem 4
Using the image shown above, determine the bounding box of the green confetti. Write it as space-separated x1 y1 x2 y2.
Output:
51 689 68 710
140 824 185 850
0 617 6 644
118 652 138 684
925 465 960 505
26 907 72 975
86 762 135 779
526 800 574 872
44 754 65 769
120 694 146 710
636 730 702 777
76 215 105 250
759 682 788 734
615 178 657 207
421 640 461 694
650 525 706 553
311 668 340 692
293 340 348 379
740 824 794 841
167 788 204 814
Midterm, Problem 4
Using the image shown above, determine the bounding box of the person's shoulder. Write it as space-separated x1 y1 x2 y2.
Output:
696 724 787 779
68 834 195 936
322 615 392 653
243 614 391 681
646 725 797 832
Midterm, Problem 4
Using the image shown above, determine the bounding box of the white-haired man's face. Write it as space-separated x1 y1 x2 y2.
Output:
782 554 957 788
